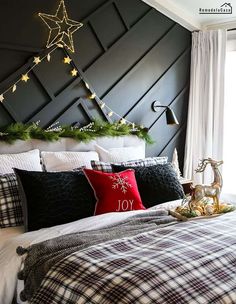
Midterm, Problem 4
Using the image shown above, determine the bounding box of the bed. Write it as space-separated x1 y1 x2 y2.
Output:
0 136 235 304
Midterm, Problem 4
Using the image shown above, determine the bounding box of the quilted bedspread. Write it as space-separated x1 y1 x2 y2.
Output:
20 210 236 304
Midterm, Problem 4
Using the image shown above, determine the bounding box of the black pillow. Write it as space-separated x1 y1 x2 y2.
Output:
112 163 184 208
14 169 96 232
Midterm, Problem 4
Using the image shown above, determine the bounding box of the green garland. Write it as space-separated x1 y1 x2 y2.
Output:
0 121 154 144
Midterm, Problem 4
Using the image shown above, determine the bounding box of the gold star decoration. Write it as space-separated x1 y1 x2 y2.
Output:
33 57 41 65
21 74 30 82
0 94 4 103
63 56 72 64
38 0 83 53
89 93 96 100
71 68 78 77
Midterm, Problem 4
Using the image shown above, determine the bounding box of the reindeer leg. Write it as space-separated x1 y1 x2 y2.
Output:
214 196 220 213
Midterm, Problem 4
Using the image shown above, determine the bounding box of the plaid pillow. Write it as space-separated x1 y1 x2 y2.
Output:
91 157 168 173
0 174 23 228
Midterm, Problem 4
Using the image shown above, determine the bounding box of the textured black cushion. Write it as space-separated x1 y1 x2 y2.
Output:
112 163 184 208
14 169 96 232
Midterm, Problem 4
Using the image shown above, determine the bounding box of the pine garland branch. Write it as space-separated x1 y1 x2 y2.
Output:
0 121 154 144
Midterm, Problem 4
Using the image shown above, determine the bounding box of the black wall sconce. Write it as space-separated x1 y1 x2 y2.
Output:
151 101 179 125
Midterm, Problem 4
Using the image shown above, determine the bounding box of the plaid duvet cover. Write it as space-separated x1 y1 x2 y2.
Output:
29 211 236 304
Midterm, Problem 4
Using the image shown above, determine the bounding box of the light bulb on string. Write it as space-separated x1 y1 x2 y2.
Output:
89 93 96 100
12 84 17 93
100 102 105 109
85 83 90 90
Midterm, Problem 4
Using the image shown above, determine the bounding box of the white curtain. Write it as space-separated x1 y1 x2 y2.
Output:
184 30 227 184
221 31 236 203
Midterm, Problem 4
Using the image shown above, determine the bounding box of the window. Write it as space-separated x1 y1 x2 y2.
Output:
223 35 236 201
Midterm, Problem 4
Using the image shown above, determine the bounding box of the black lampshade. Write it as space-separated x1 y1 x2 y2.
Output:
151 101 179 125
166 107 179 125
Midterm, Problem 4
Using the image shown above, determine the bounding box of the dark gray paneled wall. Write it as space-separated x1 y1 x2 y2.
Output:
0 0 191 170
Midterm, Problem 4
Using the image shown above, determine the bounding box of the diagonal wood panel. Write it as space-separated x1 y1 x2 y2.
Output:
85 9 174 96
100 24 190 118
0 0 191 170
124 49 190 127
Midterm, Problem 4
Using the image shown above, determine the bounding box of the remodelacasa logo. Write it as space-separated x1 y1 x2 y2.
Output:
199 3 232 14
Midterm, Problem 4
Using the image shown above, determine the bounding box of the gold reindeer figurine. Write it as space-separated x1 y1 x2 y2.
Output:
189 158 223 213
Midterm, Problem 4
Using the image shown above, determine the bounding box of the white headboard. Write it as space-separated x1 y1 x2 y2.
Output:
0 135 145 154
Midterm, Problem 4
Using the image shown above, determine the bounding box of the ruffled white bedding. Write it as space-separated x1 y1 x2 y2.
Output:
0 200 181 304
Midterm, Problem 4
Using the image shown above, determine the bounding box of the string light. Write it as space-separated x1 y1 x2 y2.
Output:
90 94 135 126
38 0 83 53
89 93 96 100
0 46 137 130
100 102 105 109
71 68 78 77
0 2 139 133
12 84 17 93
21 74 30 82
63 56 72 64
79 76 138 127
85 83 90 90
0 45 58 100
33 57 41 65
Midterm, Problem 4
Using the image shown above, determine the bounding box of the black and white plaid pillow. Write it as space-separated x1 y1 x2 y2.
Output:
0 174 23 228
91 157 168 173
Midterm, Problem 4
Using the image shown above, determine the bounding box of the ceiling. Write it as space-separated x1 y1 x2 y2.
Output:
142 0 236 31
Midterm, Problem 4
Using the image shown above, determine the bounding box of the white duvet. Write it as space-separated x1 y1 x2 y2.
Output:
0 200 181 304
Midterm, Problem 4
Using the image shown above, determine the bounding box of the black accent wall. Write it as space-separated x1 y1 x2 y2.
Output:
0 0 191 170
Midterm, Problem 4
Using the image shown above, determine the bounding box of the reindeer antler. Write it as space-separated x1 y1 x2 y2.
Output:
195 158 209 173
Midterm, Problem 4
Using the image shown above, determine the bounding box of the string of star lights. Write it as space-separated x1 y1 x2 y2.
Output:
60 51 139 127
0 0 142 130
0 45 60 103
65 60 137 126
0 46 139 128
83 81 137 127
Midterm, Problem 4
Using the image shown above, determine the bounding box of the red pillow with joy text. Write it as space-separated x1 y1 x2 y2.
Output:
83 169 145 215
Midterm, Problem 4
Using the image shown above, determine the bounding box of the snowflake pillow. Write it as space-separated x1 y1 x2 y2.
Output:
83 169 145 215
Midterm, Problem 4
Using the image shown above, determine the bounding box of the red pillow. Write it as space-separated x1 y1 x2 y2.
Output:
83 169 145 215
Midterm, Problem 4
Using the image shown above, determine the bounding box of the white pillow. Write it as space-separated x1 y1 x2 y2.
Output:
0 149 42 174
41 151 99 171
95 144 145 162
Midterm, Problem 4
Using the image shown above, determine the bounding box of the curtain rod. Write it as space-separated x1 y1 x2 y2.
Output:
192 28 236 33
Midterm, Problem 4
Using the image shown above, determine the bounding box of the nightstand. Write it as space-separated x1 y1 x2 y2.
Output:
180 179 193 195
